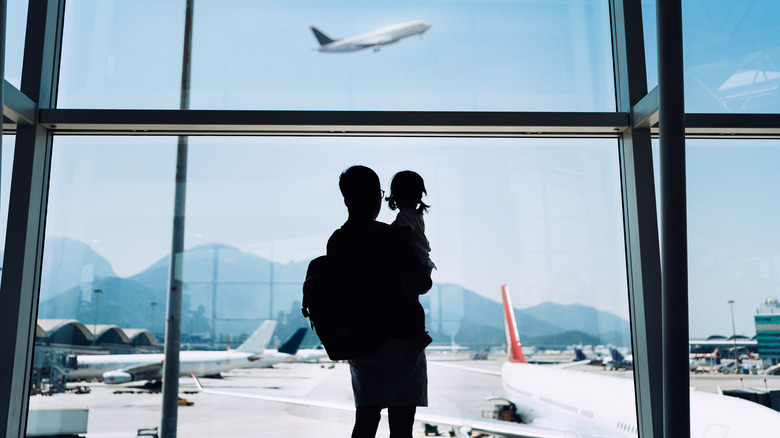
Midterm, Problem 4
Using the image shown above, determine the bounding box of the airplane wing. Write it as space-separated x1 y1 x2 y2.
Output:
191 374 579 438
427 361 501 376
555 359 592 369
430 360 591 373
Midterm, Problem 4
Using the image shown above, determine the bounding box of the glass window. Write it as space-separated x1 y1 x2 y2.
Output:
685 140 780 358
57 0 616 111
57 0 187 109
4 0 28 88
29 136 633 436
0 135 15 283
641 0 657 90
651 138 780 423
643 0 780 113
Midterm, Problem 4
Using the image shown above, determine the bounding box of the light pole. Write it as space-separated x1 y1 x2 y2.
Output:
188 310 195 345
92 289 103 345
728 300 739 372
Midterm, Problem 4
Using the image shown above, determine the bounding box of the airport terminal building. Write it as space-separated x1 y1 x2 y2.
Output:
3 1 780 437
756 297 780 367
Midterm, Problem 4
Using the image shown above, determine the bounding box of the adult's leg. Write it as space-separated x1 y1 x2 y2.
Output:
352 405 382 438
388 405 416 438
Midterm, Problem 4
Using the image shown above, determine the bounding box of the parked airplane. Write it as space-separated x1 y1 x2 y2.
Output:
70 322 308 384
288 343 329 364
606 347 633 371
192 286 780 437
573 347 606 366
310 20 431 53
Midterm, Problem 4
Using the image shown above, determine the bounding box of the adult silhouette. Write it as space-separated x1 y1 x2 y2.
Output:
326 165 431 438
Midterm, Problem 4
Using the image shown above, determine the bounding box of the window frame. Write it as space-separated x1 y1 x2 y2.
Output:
3 0 779 437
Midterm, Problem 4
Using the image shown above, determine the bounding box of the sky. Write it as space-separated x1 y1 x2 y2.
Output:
3 0 780 338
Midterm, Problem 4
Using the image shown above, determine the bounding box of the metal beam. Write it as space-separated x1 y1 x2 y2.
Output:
3 80 36 125
0 1 64 437
37 108 780 138
610 1 663 438
657 0 689 436
683 113 780 137
38 109 630 137
632 86 659 129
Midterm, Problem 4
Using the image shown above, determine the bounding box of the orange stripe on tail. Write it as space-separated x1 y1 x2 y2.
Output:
502 284 527 364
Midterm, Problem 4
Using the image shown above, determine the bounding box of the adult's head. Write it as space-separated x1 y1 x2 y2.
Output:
339 165 383 219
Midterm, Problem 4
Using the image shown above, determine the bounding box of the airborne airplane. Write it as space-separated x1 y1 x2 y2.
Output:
193 285 780 437
310 20 431 52
71 321 308 384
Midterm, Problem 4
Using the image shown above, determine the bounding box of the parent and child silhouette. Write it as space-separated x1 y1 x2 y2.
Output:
326 165 435 438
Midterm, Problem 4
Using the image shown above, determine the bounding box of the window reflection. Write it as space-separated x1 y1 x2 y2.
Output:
643 0 780 113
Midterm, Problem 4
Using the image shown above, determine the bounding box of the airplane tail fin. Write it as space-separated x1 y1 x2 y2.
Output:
610 347 624 362
501 284 528 364
236 320 277 353
574 347 586 361
310 26 335 46
277 327 308 355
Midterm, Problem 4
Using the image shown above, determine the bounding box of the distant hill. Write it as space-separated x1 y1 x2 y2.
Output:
427 283 630 349
525 330 602 349
522 302 630 342
38 236 117 303
38 276 161 331
36 241 632 348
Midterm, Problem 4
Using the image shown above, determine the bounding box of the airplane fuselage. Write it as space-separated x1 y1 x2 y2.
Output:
318 21 431 52
502 361 780 437
70 350 261 381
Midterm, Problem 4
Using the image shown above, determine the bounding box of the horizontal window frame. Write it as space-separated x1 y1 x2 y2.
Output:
37 109 629 137
5 108 780 139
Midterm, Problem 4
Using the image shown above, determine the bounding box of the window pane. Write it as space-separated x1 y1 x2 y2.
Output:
641 0 658 90
29 136 633 436
57 0 616 111
4 0 28 88
686 140 780 353
643 0 780 113
57 0 186 109
650 139 780 433
0 135 15 284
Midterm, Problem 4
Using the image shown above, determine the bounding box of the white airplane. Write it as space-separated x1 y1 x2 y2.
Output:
310 20 431 53
287 344 329 364
244 337 329 368
70 321 308 384
192 286 780 437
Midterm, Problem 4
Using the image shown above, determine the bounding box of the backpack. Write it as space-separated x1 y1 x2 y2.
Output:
301 255 380 360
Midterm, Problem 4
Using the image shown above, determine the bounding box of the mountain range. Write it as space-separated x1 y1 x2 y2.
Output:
33 237 631 349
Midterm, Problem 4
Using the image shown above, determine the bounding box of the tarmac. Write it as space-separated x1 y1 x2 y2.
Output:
26 357 780 438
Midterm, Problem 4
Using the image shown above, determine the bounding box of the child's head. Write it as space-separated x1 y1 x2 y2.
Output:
386 170 430 214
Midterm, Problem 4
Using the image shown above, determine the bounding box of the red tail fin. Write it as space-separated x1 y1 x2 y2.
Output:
502 284 527 364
